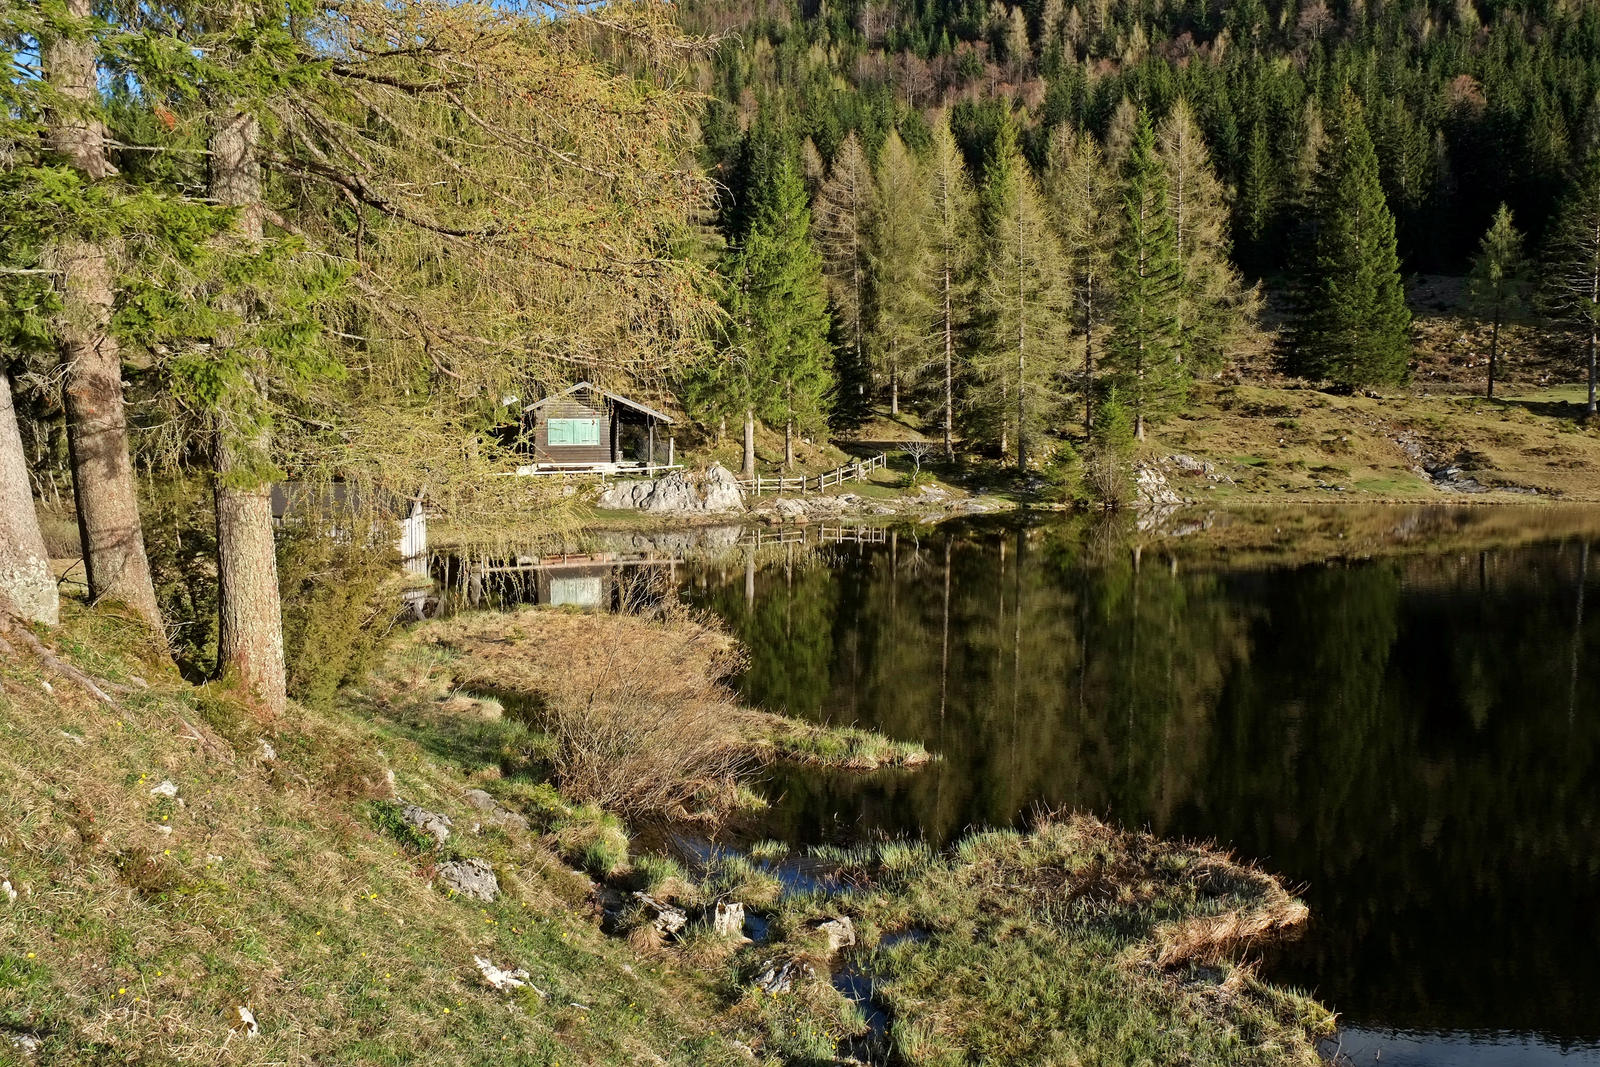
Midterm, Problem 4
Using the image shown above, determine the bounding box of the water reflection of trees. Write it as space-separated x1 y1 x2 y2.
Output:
688 519 1600 1044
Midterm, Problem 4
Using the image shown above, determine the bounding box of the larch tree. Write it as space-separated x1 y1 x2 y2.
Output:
1106 111 1184 440
1157 98 1258 372
125 0 720 711
1285 91 1411 389
813 131 877 422
975 133 1074 469
922 116 978 459
1467 203 1531 400
41 0 164 632
867 130 933 419
1043 123 1118 438
1545 151 1600 417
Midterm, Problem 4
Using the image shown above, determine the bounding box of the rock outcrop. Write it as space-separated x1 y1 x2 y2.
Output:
439 858 499 902
597 464 745 514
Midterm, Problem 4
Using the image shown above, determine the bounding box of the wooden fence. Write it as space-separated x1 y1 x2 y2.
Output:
738 452 888 495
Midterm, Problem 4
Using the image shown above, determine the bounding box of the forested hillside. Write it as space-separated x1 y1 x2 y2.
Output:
677 0 1600 467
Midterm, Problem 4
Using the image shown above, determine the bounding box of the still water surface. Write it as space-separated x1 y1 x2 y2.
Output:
670 512 1600 1066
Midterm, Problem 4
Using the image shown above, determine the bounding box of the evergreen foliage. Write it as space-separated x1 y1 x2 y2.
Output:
1106 113 1184 441
723 127 835 462
1544 152 1600 416
1467 204 1532 400
1286 92 1412 389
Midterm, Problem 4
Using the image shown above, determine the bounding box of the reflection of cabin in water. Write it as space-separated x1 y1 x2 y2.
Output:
269 482 427 559
520 382 677 473
429 552 678 615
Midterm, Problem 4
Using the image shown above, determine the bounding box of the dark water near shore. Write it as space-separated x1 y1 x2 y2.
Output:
673 512 1600 1066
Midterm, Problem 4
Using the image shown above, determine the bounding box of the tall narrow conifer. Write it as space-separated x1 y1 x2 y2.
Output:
1107 112 1183 440
1285 91 1411 388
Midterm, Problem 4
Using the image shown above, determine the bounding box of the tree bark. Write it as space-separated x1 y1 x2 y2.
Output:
1487 306 1499 400
742 407 755 478
1 370 60 625
943 265 955 460
45 0 164 633
1083 283 1095 439
211 103 287 715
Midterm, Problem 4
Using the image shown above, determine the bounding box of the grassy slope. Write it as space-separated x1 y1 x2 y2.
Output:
1149 381 1600 503
2 604 1329 1066
0 608 747 1066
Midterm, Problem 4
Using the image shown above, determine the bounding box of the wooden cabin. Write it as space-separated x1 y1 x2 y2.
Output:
521 382 676 473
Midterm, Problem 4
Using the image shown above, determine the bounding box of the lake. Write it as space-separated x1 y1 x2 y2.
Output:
667 508 1600 1066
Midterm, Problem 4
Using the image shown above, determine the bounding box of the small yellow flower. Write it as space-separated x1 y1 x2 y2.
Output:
442 1008 451 1015
117 987 126 995
25 953 35 959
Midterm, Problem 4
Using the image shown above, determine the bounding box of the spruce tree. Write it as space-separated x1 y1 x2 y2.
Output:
1286 91 1411 389
725 145 833 469
1467 204 1531 400
922 116 979 459
1158 99 1258 372
868 131 934 419
1043 124 1117 438
1545 151 1600 417
813 132 877 423
1106 111 1183 441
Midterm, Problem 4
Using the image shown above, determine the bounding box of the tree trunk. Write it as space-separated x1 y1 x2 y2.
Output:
1487 307 1500 400
1083 282 1095 439
742 407 755 478
891 367 899 416
45 0 163 633
1 370 60 625
943 265 955 460
1589 322 1598 417
211 103 286 715
784 419 794 469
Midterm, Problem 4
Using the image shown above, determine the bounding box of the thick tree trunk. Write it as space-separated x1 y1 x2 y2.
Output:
742 407 755 478
211 104 286 715
214 436 286 709
784 419 794 469
890 368 899 416
45 0 163 633
1 370 60 625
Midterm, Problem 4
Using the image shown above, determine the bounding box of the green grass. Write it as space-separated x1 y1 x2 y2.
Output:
2 603 1335 1066
731 817 1333 1066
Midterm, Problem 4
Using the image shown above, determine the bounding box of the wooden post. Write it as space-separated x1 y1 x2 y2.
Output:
648 419 656 468
668 436 674 467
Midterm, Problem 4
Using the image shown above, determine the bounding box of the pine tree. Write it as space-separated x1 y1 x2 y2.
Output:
922 116 979 459
1157 98 1258 372
1107 111 1183 440
1286 91 1411 389
813 132 877 423
1467 204 1531 400
1043 124 1117 438
1545 152 1600 417
1104 96 1140 167
975 140 1074 470
868 131 934 419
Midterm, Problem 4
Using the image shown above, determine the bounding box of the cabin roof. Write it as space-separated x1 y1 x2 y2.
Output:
523 382 674 425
